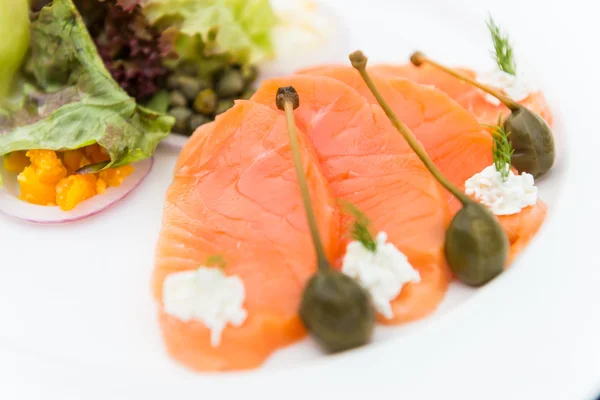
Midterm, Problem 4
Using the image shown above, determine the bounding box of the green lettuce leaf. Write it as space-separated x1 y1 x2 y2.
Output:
0 0 174 178
143 0 277 73
0 0 30 98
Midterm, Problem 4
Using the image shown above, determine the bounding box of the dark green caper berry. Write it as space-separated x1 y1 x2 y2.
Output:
504 106 555 178
299 270 375 353
445 201 509 286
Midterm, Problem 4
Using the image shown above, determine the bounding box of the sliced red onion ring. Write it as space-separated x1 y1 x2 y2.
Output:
0 157 153 224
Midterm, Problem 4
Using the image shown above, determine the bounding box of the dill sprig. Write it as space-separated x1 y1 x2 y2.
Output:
206 254 227 269
486 115 514 181
487 16 517 76
339 200 377 252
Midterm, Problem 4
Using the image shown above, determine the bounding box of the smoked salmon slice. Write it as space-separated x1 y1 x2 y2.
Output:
252 75 450 324
153 101 341 371
368 64 553 127
297 66 547 265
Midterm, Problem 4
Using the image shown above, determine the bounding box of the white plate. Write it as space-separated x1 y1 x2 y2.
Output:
2 0 600 399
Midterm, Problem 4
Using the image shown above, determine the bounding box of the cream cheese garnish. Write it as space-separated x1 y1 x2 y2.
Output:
162 267 247 347
465 165 537 216
342 232 420 319
476 70 533 106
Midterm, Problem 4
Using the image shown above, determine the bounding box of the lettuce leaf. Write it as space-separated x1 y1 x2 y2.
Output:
143 0 277 73
0 0 30 98
0 0 174 177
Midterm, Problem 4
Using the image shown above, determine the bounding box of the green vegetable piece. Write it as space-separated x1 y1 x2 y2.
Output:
0 0 30 98
193 89 217 114
299 269 375 352
216 68 245 97
276 86 375 353
503 106 555 178
189 113 212 133
352 50 509 287
445 202 508 285
0 0 174 183
339 200 377 252
143 0 278 71
487 16 517 76
169 107 192 133
410 51 555 178
486 115 514 181
177 76 203 100
168 90 188 108
215 99 235 115
145 90 170 114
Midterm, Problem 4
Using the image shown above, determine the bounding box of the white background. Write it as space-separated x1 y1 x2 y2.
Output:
1 0 600 399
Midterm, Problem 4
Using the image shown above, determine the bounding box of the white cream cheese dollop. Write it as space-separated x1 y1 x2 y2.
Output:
465 165 537 216
162 267 247 347
476 70 534 106
342 232 420 319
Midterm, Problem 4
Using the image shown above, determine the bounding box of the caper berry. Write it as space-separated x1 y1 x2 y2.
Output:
504 106 555 178
177 76 204 100
240 64 258 85
193 89 217 115
299 270 375 353
168 90 188 108
444 201 509 286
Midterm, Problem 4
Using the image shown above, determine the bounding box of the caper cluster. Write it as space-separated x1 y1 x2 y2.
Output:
166 63 258 136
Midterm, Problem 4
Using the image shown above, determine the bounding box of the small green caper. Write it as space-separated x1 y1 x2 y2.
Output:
189 114 212 133
299 270 375 353
168 90 188 108
215 99 235 115
444 201 509 286
216 68 245 97
168 106 192 133
177 76 204 100
504 106 555 178
193 89 217 115
240 64 258 85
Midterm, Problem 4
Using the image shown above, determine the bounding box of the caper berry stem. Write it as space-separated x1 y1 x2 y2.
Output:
410 51 520 111
350 51 471 205
276 87 331 270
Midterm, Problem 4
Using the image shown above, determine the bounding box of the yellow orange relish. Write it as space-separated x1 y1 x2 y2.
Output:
2 145 134 211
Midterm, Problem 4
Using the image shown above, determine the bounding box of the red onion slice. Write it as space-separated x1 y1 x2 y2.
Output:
0 157 153 224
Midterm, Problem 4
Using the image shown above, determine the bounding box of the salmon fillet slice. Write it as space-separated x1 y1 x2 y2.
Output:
299 66 547 265
369 64 553 127
252 75 450 324
153 101 341 371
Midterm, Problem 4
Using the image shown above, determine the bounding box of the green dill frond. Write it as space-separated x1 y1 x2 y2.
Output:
485 115 514 181
206 254 227 269
487 16 517 76
338 200 377 252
